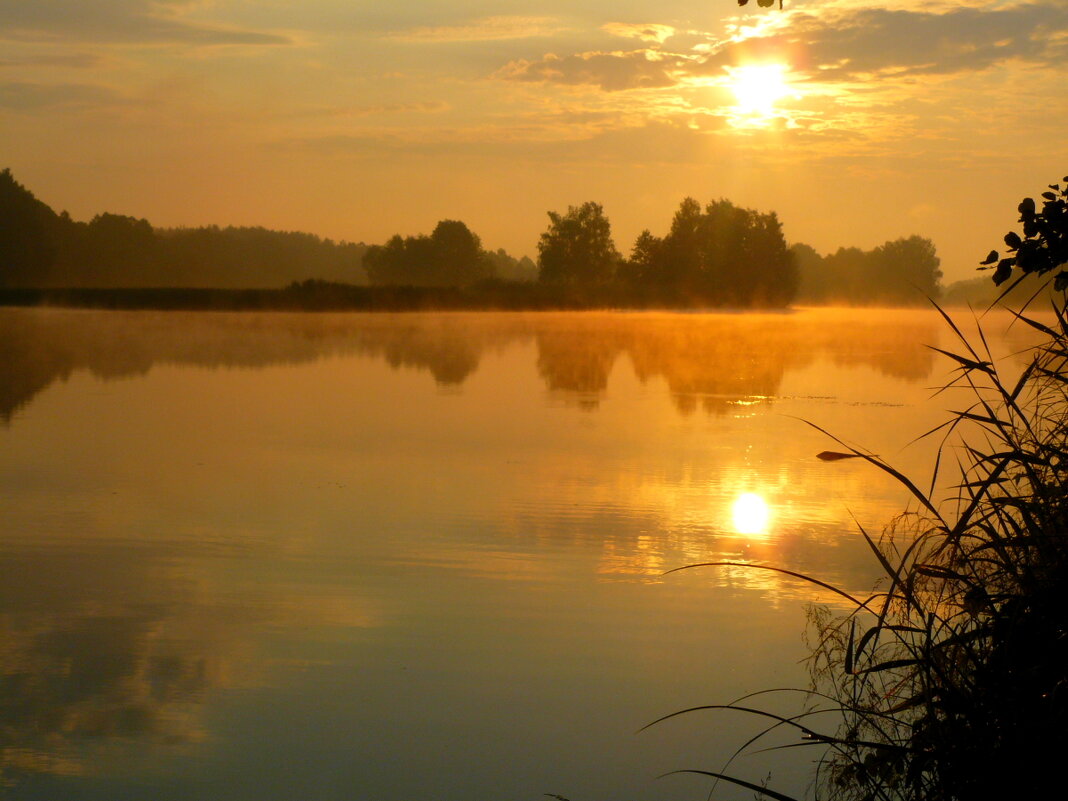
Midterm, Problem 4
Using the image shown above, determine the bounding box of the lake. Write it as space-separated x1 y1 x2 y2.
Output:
0 306 1041 800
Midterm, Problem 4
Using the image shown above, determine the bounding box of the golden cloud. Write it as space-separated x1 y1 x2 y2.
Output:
601 22 676 44
388 16 564 43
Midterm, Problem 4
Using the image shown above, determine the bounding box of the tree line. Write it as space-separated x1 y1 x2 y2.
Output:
363 219 536 286
1 168 943 307
368 198 800 307
365 198 941 308
534 198 798 306
531 199 942 307
0 169 367 289
791 237 943 306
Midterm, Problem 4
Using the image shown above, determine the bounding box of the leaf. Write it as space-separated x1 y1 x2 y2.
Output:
980 249 999 265
1055 271 1068 292
914 564 968 581
737 0 750 5
963 586 989 616
1015 241 1040 273
993 258 1014 285
885 691 929 714
1042 192 1057 201
663 561 869 609
927 345 992 373
1004 231 1022 249
817 450 864 461
854 658 921 675
1019 197 1036 216
844 619 856 674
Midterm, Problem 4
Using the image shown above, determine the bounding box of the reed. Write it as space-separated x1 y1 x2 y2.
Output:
656 180 1068 800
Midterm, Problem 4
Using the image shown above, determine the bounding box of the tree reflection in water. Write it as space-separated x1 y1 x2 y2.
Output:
0 308 942 423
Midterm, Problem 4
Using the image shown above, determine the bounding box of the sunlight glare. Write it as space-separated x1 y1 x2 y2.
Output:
731 492 771 536
727 64 791 115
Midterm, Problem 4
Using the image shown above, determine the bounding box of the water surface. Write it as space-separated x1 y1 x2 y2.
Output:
0 307 1040 800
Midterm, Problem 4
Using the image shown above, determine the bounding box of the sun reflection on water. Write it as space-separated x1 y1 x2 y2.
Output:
731 492 771 536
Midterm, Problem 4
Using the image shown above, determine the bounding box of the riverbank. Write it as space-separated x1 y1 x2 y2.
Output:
0 282 940 313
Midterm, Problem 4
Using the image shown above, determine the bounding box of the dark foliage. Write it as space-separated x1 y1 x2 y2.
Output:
0 278 798 313
0 169 367 288
623 197 798 307
0 169 59 287
537 202 622 287
364 219 494 287
793 236 943 306
982 178 1068 290
485 248 537 282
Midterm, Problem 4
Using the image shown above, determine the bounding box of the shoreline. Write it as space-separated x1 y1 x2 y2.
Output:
0 285 943 313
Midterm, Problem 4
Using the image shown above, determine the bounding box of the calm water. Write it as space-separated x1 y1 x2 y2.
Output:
0 307 1041 800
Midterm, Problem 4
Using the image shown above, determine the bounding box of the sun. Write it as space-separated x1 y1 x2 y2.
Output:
731 492 771 536
727 64 791 115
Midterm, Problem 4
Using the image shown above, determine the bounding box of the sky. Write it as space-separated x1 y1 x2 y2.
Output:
1 0 1066 283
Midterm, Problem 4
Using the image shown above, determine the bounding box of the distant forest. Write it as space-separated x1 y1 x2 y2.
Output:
0 170 369 288
1 168 944 308
792 238 943 306
0 170 535 290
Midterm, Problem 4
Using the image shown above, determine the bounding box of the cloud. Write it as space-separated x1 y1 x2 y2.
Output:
0 53 104 69
497 1 1068 94
0 0 291 45
706 2 1068 80
274 118 739 166
388 16 563 43
496 50 690 92
341 101 451 116
288 101 451 119
601 23 676 44
0 81 119 109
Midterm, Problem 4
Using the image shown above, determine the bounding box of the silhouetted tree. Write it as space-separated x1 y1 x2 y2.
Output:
155 226 366 288
537 202 621 286
485 249 537 282
983 177 1068 289
365 220 493 287
625 197 797 306
738 203 799 306
660 197 705 291
430 220 492 283
81 213 160 284
789 242 825 301
0 169 59 286
871 235 942 298
620 229 663 286
822 246 868 300
0 168 368 288
793 236 942 305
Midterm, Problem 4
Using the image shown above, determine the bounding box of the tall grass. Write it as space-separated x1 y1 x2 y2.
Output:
656 178 1068 800
799 299 1068 800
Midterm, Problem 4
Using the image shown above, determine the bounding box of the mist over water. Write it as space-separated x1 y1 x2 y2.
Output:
0 307 1044 800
